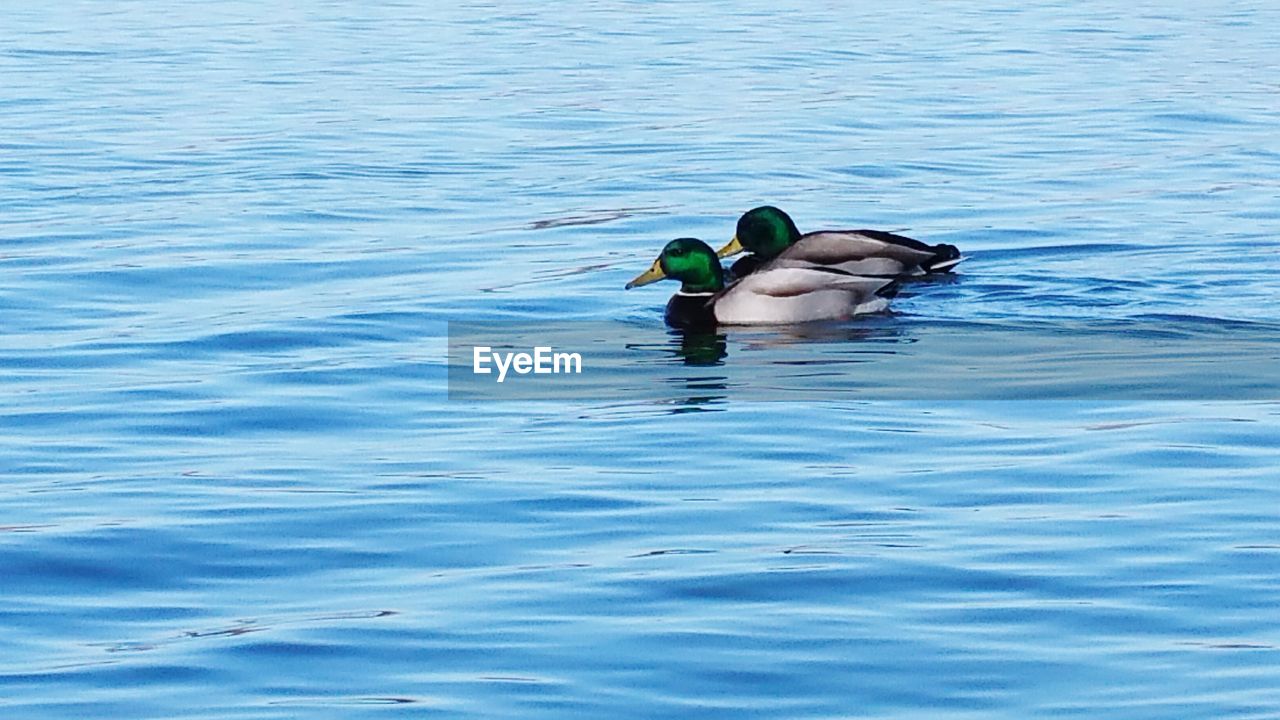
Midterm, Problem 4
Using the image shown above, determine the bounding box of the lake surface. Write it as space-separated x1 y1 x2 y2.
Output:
3 1 1279 717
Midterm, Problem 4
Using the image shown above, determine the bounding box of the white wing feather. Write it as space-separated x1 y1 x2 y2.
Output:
737 267 891 297
712 267 895 324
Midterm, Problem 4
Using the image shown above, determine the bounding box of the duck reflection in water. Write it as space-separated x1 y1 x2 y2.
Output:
671 329 728 366
660 329 728 413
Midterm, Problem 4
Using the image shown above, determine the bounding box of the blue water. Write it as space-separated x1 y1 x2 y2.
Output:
4 1 1280 717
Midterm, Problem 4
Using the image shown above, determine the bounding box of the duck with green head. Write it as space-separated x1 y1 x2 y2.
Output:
626 237 898 328
717 206 963 280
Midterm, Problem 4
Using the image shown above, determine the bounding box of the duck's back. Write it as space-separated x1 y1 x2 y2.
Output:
781 230 961 274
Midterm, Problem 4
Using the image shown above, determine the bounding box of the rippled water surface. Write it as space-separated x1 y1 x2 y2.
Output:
3 1 1280 717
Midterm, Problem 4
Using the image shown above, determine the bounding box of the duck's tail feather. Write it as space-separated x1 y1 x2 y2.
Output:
875 278 904 299
923 244 964 273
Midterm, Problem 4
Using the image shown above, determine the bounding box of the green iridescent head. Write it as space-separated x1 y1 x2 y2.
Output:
716 205 802 260
625 238 725 293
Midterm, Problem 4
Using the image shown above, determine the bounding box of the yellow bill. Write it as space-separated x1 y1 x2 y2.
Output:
625 258 666 289
715 235 744 258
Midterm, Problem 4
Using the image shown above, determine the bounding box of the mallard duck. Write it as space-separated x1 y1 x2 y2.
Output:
716 206 962 280
626 238 897 329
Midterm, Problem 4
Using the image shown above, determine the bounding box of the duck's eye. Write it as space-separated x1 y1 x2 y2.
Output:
669 247 684 256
